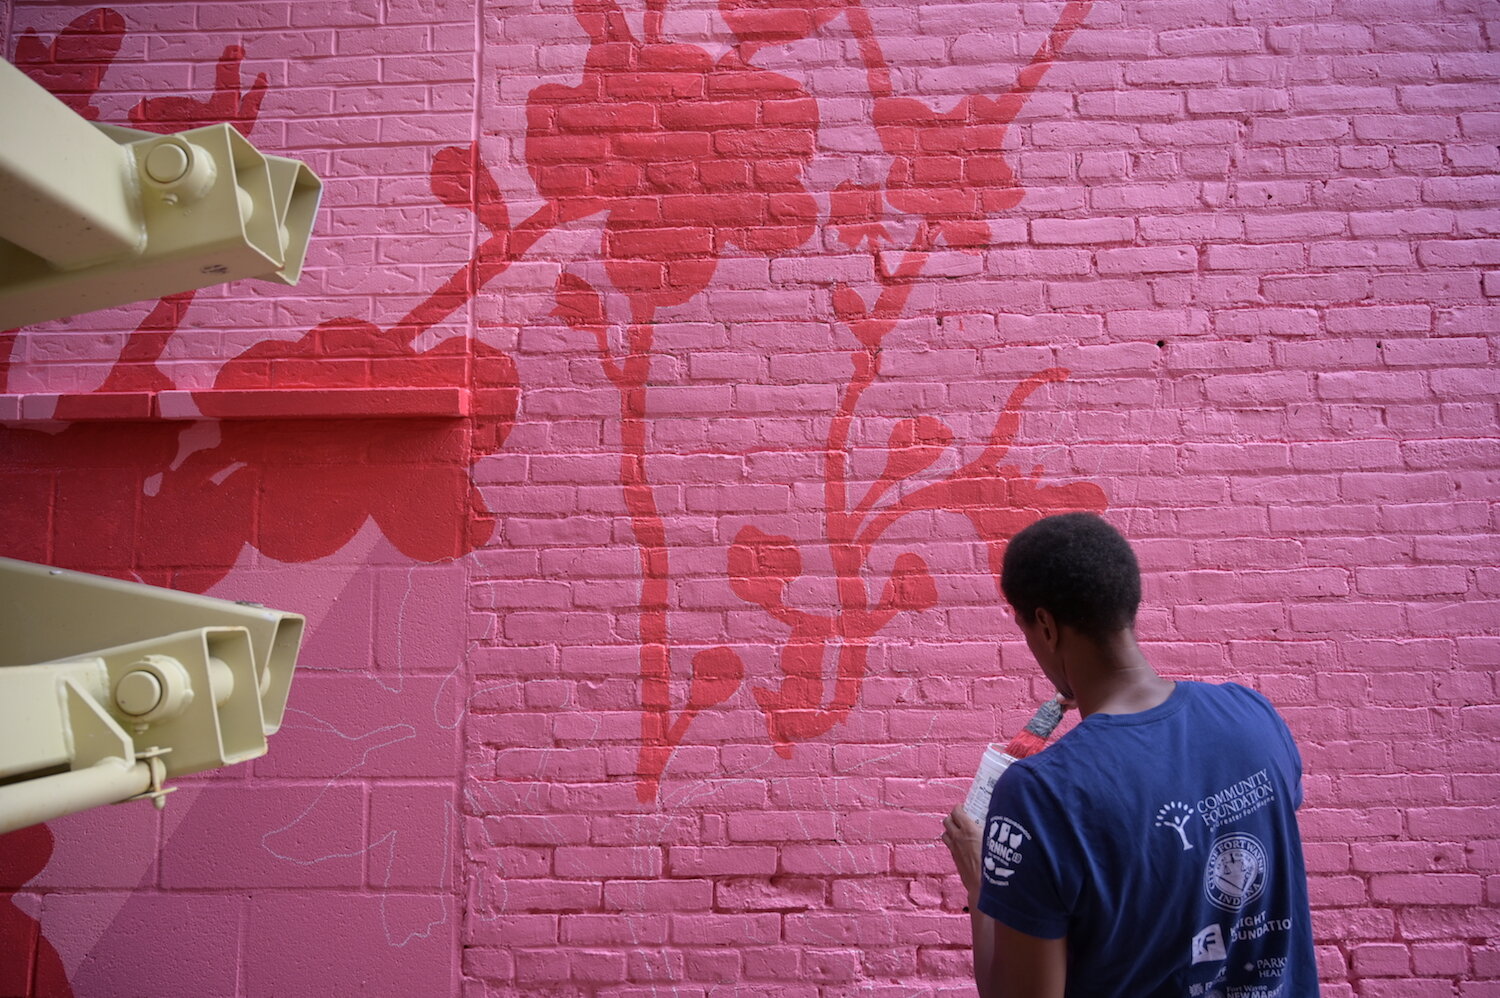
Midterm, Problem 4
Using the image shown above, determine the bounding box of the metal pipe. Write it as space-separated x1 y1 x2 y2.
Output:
0 757 152 835
0 59 142 269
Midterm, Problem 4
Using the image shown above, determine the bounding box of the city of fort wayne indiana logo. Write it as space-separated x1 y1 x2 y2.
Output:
1204 832 1268 912
983 817 1032 888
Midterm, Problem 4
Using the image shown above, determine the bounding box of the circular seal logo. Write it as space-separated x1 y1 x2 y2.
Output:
1203 832 1267 911
982 816 1032 889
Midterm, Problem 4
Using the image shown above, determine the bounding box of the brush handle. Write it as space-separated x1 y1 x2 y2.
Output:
1021 696 1065 737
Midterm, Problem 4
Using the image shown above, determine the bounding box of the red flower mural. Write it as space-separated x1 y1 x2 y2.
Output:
539 0 1100 798
11 7 124 121
2 334 518 590
874 91 1028 250
5 0 1102 808
718 0 859 46
828 181 894 252
129 43 267 136
731 369 1106 751
873 2 1093 250
533 0 840 801
2 14 519 591
525 0 818 318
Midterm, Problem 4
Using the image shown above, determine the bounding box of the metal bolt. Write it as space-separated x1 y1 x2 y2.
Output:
144 142 191 185
115 670 164 716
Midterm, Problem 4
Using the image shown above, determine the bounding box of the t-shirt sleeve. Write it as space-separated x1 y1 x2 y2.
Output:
1272 702 1306 810
975 763 1072 940
1233 683 1306 809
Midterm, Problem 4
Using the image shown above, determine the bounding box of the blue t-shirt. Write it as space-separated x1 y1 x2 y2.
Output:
977 681 1319 998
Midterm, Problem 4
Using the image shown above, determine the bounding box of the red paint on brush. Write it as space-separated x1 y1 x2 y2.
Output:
1002 697 1067 759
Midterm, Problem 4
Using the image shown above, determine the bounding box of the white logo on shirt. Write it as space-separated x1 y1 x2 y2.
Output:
1155 800 1195 851
1203 832 1268 911
1196 769 1275 828
1191 923 1227 965
982 816 1032 888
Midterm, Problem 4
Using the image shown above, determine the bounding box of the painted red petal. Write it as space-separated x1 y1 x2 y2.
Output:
686 646 745 711
880 416 954 484
12 7 126 121
553 273 608 330
881 552 938 614
728 525 802 610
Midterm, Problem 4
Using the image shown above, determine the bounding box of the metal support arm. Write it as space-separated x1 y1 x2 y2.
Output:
0 58 322 329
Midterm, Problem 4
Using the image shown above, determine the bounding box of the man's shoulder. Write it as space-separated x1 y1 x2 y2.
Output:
1012 680 1292 780
1195 680 1288 724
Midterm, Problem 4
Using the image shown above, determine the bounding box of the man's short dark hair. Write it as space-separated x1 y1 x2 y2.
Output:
1000 512 1141 641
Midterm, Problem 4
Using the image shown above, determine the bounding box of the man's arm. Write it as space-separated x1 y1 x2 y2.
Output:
972 909 1067 998
944 807 1068 998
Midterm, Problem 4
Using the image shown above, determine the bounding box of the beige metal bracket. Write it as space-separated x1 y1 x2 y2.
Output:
0 559 305 834
0 58 322 329
0 558 302 736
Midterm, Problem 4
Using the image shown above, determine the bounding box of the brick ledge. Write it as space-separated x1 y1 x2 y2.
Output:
0 387 470 421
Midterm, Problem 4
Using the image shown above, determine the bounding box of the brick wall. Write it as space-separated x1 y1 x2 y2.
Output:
1 0 1497 995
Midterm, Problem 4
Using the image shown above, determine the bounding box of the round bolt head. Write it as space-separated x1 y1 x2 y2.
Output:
145 142 191 184
115 670 164 716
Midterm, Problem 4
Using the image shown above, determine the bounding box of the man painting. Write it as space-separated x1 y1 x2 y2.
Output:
942 513 1318 998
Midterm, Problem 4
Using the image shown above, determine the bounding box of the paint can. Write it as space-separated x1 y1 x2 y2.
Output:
962 745 1018 824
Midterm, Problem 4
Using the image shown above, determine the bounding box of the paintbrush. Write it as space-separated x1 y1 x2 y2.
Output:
961 697 1068 823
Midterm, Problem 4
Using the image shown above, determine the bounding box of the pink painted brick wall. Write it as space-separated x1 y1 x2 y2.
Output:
2 0 1498 995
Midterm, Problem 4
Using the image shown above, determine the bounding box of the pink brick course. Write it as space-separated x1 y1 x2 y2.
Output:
1 0 1497 995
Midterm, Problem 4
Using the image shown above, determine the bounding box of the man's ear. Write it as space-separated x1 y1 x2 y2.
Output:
1033 607 1060 649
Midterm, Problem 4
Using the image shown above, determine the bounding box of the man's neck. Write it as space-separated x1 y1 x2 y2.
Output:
1065 629 1175 718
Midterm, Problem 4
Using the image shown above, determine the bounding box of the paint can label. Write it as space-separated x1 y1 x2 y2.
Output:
962 745 1016 824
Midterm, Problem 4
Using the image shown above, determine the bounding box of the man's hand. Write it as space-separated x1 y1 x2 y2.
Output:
943 805 984 905
944 805 1068 998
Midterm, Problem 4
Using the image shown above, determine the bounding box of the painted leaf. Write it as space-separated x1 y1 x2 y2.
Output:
880 552 938 614
880 416 954 486
686 646 745 712
13 7 126 121
552 273 607 330
728 525 802 611
430 142 510 238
